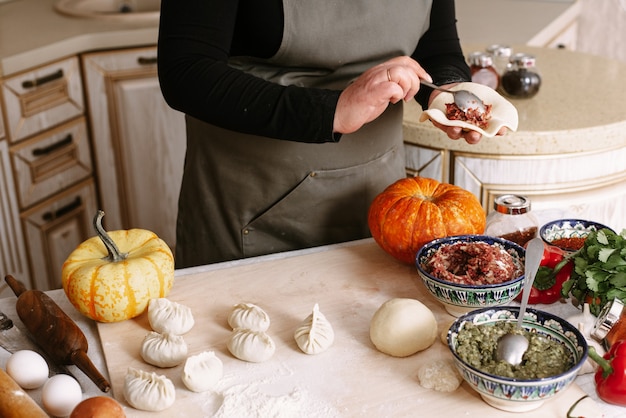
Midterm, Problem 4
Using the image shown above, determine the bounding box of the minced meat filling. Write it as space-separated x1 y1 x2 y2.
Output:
445 102 493 129
424 242 523 285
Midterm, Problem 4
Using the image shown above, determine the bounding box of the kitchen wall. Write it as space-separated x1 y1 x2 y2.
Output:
577 0 626 62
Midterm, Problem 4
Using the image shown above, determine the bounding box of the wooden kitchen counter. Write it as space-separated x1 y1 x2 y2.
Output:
0 239 620 417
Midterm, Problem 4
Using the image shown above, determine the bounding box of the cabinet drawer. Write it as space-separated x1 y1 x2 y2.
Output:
2 56 84 143
21 179 98 290
11 117 92 209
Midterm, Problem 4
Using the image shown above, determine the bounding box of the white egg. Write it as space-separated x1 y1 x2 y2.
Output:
5 349 49 389
42 374 83 417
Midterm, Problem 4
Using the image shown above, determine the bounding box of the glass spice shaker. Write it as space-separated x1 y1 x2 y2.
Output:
501 53 542 99
592 298 626 349
467 52 499 90
486 44 513 77
484 195 538 247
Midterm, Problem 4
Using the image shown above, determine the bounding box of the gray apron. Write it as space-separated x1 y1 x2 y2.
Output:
176 0 433 267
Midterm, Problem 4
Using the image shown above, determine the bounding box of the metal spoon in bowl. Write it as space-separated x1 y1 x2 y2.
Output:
495 237 544 366
420 79 486 114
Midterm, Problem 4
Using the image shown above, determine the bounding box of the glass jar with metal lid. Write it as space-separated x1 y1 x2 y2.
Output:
593 298 626 349
468 51 499 90
501 53 542 99
486 44 513 76
485 195 538 247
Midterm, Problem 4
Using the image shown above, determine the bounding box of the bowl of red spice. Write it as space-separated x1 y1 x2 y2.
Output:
539 219 615 253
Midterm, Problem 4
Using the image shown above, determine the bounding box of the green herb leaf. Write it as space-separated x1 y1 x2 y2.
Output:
564 228 626 312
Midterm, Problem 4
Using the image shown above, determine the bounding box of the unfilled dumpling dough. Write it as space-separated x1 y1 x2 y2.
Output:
123 367 175 412
148 298 195 335
227 328 275 363
182 351 224 393
294 303 334 354
369 298 437 357
227 303 270 332
140 331 188 368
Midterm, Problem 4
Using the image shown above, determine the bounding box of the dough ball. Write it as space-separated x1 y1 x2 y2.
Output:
182 351 223 392
42 374 83 417
70 396 126 418
5 349 49 389
369 298 437 357
417 359 462 392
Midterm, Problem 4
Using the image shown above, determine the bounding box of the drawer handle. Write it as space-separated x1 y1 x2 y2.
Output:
137 56 157 65
32 134 73 156
22 69 64 89
42 196 82 222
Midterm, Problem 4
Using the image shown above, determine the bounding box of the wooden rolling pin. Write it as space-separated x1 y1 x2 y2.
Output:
5 275 111 392
0 368 48 418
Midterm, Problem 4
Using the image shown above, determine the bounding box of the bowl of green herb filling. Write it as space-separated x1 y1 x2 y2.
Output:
448 307 587 412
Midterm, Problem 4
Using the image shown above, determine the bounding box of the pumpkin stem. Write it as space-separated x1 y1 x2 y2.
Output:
94 210 128 262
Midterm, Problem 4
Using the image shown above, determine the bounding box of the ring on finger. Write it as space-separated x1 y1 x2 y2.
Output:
386 68 392 82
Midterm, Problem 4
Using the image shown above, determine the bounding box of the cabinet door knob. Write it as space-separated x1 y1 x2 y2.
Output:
22 69 64 89
32 134 73 157
42 196 82 222
137 56 157 65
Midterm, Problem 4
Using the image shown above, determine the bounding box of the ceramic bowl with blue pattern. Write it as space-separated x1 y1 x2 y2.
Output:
447 307 588 412
539 218 614 253
416 235 525 317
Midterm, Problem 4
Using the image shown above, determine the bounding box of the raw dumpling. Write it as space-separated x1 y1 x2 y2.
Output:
227 303 270 332
227 328 275 363
148 298 195 335
182 351 224 393
140 331 188 368
294 303 335 354
123 367 175 412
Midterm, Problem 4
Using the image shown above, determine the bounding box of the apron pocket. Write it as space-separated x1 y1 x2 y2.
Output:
241 146 403 257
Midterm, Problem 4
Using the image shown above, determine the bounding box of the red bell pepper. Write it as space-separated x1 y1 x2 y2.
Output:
515 242 573 304
588 340 626 406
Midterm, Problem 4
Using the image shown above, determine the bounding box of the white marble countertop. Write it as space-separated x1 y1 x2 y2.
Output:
0 238 623 417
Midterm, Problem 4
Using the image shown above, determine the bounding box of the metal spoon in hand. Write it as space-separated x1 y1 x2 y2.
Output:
496 237 545 366
420 80 486 114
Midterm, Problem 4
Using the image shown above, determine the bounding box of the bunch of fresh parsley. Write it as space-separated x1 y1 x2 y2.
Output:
561 228 626 316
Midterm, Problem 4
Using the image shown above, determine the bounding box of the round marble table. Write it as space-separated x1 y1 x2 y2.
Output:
402 45 626 230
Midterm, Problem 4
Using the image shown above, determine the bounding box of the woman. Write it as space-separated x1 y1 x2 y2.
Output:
158 0 485 268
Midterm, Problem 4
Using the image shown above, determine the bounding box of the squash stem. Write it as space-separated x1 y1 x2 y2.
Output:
94 210 128 262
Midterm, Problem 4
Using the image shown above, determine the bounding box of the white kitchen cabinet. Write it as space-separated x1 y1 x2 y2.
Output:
10 117 92 209
2 56 84 143
82 46 186 250
21 179 98 290
0 140 30 297
0 56 95 291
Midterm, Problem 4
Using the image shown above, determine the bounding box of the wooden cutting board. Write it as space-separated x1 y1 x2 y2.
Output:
97 240 600 417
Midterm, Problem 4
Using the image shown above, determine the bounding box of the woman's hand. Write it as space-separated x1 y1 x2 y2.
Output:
333 56 430 135
428 85 508 144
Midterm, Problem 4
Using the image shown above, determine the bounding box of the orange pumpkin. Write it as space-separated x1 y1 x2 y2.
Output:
368 177 486 264
62 211 174 322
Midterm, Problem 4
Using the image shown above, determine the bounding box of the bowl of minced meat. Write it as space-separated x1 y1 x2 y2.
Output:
416 235 525 317
448 306 588 413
